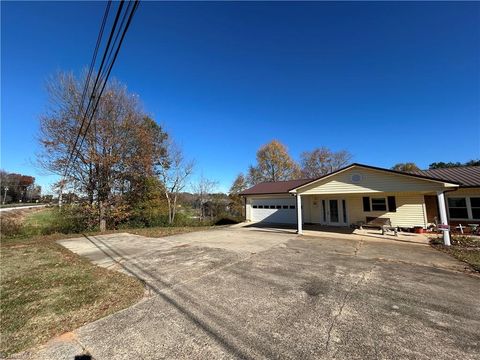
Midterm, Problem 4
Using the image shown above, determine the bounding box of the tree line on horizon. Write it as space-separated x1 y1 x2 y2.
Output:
391 160 480 172
0 171 41 204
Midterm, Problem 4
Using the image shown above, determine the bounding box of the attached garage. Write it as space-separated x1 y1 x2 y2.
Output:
250 197 297 224
241 179 313 225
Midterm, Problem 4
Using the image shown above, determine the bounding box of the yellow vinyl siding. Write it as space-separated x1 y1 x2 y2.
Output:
303 196 318 223
446 188 480 197
304 193 428 228
297 168 451 195
346 193 427 228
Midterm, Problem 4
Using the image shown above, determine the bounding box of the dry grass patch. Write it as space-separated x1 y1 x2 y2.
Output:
0 239 144 357
430 235 480 272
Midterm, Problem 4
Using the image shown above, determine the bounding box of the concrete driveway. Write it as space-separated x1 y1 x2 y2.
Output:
14 226 480 360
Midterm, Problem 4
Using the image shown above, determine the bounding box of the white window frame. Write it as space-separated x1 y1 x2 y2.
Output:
447 196 480 220
470 197 480 220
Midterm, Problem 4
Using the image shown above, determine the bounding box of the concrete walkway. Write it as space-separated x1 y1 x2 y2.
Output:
12 226 480 360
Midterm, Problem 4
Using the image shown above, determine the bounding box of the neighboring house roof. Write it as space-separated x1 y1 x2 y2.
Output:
409 167 480 187
240 163 465 196
239 178 312 196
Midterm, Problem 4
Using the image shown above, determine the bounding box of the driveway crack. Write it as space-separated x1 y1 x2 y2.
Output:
354 239 363 256
325 263 376 353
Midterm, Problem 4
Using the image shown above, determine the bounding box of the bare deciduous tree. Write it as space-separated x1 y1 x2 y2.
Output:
300 147 352 178
392 162 420 172
156 141 194 224
192 175 218 220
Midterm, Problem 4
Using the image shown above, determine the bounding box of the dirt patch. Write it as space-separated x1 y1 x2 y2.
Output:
57 332 77 342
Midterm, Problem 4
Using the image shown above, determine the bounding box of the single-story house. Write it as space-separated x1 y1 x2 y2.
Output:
239 163 480 241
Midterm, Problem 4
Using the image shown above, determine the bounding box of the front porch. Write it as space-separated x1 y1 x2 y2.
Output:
241 222 429 244
294 191 451 245
303 224 429 244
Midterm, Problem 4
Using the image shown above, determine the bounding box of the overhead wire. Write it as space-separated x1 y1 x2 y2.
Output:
62 1 112 179
68 1 140 174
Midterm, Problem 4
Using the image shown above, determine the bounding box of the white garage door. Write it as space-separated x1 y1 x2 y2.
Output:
251 197 297 224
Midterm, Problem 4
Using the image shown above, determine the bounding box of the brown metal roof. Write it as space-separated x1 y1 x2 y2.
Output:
409 167 480 187
239 178 313 196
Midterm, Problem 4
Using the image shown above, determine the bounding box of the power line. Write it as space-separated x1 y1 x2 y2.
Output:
62 0 124 180
63 1 112 180
59 0 140 206
99 0 133 82
78 1 112 118
67 0 140 175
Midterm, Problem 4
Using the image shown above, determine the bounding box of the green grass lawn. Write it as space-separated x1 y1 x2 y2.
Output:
430 235 480 272
0 208 213 356
22 208 57 234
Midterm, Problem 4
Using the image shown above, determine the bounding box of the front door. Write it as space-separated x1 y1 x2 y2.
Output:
329 199 340 224
322 198 347 226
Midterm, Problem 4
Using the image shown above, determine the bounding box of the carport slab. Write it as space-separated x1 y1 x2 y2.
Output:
15 227 480 360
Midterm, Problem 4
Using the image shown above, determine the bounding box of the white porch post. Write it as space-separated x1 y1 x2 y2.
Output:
437 191 451 246
296 194 303 234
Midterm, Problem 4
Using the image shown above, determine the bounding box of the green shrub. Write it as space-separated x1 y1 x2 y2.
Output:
171 212 196 227
117 218 146 230
126 176 170 228
29 205 100 235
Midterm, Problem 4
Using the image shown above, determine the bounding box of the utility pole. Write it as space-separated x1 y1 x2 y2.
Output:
3 186 8 205
58 180 65 208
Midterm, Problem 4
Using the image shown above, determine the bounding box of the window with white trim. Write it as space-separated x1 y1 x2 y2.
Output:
447 196 480 220
371 198 387 211
448 198 468 219
363 196 396 212
471 197 480 220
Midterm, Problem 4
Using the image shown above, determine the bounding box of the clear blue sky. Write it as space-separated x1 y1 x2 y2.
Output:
2 1 479 193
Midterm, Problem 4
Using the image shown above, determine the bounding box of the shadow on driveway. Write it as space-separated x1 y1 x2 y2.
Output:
81 234 275 359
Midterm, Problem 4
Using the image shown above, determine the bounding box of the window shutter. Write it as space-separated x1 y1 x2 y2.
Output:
387 196 397 212
363 197 370 212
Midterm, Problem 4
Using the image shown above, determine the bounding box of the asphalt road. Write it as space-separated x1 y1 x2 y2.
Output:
12 227 480 360
0 204 46 212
